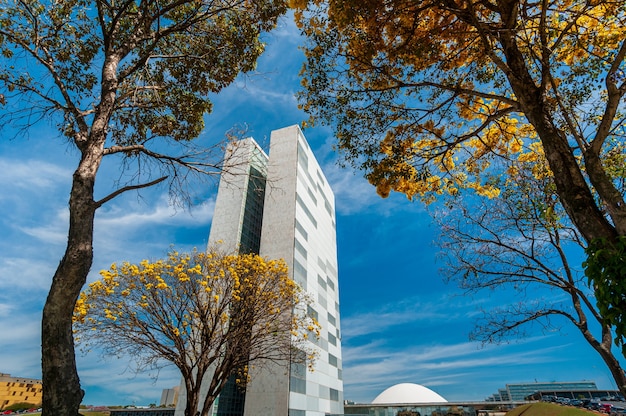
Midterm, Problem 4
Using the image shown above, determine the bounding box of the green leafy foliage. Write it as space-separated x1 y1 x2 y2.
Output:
0 0 286 146
584 236 626 354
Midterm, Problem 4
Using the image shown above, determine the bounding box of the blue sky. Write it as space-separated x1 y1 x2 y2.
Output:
0 12 624 407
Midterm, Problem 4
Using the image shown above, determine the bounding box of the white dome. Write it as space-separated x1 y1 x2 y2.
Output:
372 383 447 404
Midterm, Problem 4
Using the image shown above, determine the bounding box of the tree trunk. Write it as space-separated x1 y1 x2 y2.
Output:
573 289 626 396
530 118 617 243
495 13 618 244
184 378 200 416
585 326 626 396
40 47 118 414
602 348 626 396
41 150 100 416
583 150 626 236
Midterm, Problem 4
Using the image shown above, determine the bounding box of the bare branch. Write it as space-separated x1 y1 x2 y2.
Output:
94 175 168 208
433 164 626 390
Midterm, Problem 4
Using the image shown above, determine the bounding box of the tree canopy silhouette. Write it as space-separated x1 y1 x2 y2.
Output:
0 0 287 414
295 0 626 369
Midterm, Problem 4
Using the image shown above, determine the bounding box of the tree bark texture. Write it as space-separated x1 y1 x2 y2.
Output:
496 3 619 244
583 322 626 395
41 125 106 415
42 167 97 416
183 374 200 416
40 45 117 414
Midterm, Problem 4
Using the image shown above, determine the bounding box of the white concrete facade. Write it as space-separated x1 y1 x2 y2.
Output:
175 126 343 416
244 126 344 416
206 138 269 253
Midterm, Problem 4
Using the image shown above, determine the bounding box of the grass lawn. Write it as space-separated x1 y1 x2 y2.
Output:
507 402 600 416
25 413 110 416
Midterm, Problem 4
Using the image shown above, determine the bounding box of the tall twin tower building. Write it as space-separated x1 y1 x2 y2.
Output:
175 125 344 416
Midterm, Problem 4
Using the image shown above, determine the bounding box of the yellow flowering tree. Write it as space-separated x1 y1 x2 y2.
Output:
295 0 626 358
73 250 319 416
296 0 626 231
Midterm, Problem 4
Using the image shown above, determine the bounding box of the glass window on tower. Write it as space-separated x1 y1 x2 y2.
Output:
290 349 306 394
239 166 266 254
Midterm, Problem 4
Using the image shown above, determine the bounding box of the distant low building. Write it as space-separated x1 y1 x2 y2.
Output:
486 381 598 401
160 386 179 407
0 373 42 409
525 389 622 401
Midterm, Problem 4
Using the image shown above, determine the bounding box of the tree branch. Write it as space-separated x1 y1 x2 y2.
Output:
94 175 167 208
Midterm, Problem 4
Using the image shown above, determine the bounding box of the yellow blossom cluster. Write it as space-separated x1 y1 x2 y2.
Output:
550 2 626 67
73 248 319 371
516 142 553 180
369 118 540 202
293 0 618 207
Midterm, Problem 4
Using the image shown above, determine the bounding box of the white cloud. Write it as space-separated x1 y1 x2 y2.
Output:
87 195 216 281
0 154 217 399
0 256 57 292
227 73 300 108
77 354 181 406
269 12 301 42
319 148 427 217
18 208 69 245
338 290 582 402
0 158 72 190
340 295 467 339
325 164 383 215
0 309 40 340
0 309 42 378
96 196 215 230
341 307 447 339
341 336 571 402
